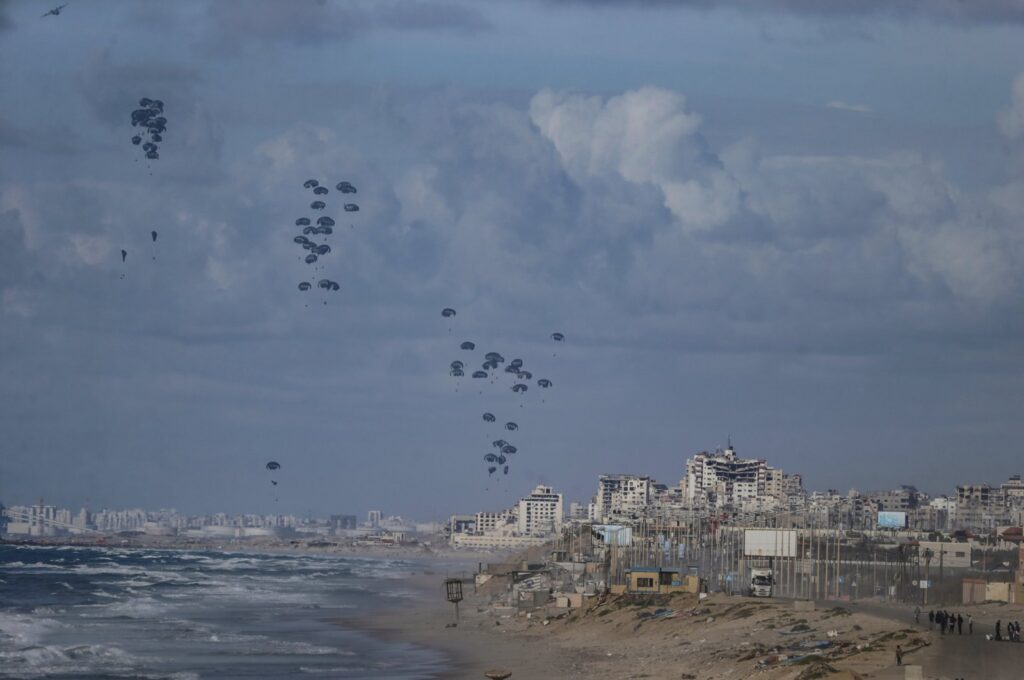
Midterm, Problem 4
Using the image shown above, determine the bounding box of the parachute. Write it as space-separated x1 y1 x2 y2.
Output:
472 370 488 379
317 279 340 291
483 360 499 371
298 282 311 291
551 332 565 342
310 201 326 210
482 412 496 422
150 230 157 243
484 352 504 363
336 181 357 194
266 461 281 471
505 422 518 431
442 308 457 318
510 359 523 369
296 218 311 226
517 371 533 380
314 244 331 255
503 465 509 475
313 186 328 195
487 466 496 475
130 98 168 163
484 453 498 463
502 445 517 455
121 249 127 263
305 254 318 264
460 341 475 351
317 216 335 227
496 454 507 465
450 368 465 377
343 203 359 212
450 360 465 371
492 439 508 449
537 378 552 388
303 179 319 189
512 384 528 393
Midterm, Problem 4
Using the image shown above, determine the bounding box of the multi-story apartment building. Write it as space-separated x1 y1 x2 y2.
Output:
517 485 563 536
681 444 774 508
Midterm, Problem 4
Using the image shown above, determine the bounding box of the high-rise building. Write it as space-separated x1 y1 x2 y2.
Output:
517 485 563 536
367 510 383 528
681 444 772 507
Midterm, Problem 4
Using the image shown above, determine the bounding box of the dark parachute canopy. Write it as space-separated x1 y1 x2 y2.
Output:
484 352 504 363
296 217 311 226
303 179 319 189
502 444 517 455
537 378 552 388
317 279 340 291
305 254 318 264
130 98 167 161
460 341 475 350
450 360 465 371
150 230 157 243
551 332 565 342
442 308 457 318
510 358 523 369
472 370 488 379
313 186 329 195
492 439 508 449
266 461 281 471
310 200 326 210
450 368 465 377
517 371 533 380
484 453 498 463
343 203 360 212
336 181 357 194
505 422 518 431
488 466 497 475
482 412 496 422
317 216 335 227
483 360 499 371
298 282 311 291
512 383 528 393
121 249 127 263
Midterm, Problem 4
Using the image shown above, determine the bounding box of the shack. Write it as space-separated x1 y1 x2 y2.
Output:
620 567 700 595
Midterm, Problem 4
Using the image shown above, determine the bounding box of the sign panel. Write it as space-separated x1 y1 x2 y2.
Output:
743 529 797 558
877 511 907 529
593 524 633 546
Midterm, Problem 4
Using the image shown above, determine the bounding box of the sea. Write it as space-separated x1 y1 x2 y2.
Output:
0 544 449 679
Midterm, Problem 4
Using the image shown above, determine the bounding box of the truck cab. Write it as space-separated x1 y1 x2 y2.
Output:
750 568 773 597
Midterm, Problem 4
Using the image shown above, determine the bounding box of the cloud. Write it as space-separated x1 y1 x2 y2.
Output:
198 0 490 54
998 73 1024 140
549 0 1024 25
827 100 872 114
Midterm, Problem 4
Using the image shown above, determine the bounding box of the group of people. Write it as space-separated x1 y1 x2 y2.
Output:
994 619 1022 642
924 609 972 635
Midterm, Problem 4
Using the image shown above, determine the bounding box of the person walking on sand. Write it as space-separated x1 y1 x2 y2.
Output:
957 613 963 635
949 611 956 634
938 611 946 635
929 610 935 630
996 619 1002 641
968 614 973 634
896 644 903 666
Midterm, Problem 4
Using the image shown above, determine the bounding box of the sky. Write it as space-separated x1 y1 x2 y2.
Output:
1 0 1023 519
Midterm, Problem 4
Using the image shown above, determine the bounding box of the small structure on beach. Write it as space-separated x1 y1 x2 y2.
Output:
617 567 700 595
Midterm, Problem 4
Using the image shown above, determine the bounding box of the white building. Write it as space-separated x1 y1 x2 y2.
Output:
517 485 563 536
591 474 652 522
681 444 786 508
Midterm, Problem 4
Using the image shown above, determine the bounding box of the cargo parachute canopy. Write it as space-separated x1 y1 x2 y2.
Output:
303 179 319 189
537 378 552 388
511 383 528 393
460 341 475 351
266 461 281 471
336 181 357 194
482 413 496 423
505 422 518 431
472 370 488 379
442 308 457 318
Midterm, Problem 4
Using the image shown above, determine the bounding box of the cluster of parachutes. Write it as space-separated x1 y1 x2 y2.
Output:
293 179 357 301
130 98 167 162
443 307 565 480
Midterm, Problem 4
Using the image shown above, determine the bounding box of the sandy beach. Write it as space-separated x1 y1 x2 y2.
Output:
357 574 1024 680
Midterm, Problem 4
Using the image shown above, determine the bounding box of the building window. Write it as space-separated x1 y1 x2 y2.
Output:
636 577 655 588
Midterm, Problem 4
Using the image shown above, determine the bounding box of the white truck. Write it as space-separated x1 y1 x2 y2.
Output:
750 568 773 597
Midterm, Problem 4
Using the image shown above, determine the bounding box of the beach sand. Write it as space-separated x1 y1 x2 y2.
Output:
355 575 1024 680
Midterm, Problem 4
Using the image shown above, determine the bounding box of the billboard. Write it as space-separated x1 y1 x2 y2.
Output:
877 511 907 529
744 529 797 558
593 524 633 546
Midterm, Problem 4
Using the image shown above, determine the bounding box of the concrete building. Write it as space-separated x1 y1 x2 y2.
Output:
681 444 773 508
517 485 563 536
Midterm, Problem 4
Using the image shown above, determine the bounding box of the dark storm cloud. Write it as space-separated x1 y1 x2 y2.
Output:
199 0 490 54
550 0 1024 24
